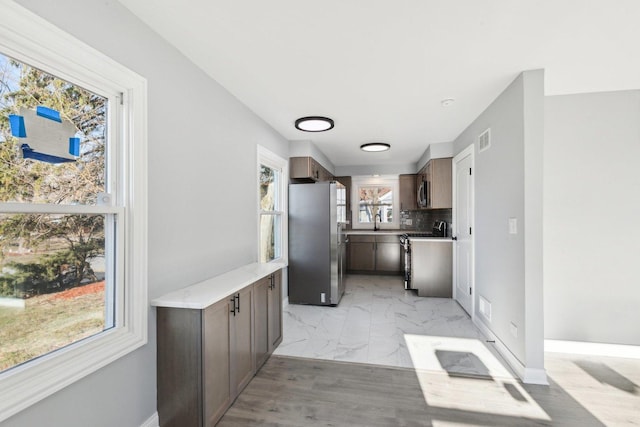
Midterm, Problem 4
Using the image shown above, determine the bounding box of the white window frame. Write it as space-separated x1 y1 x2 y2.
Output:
351 175 400 230
257 146 288 264
0 3 148 422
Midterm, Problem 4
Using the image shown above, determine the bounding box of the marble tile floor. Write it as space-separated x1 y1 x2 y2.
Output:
273 274 516 379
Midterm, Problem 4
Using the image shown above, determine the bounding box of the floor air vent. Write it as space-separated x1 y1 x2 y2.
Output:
478 128 491 152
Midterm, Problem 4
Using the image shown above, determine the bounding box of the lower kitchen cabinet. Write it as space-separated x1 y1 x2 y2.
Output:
254 270 283 369
348 235 376 271
157 299 232 427
230 285 253 397
253 276 270 369
375 236 402 273
156 268 283 427
268 269 283 352
203 299 231 426
347 235 401 273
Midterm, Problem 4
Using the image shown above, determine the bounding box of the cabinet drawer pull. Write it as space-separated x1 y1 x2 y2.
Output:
230 297 236 316
235 294 240 313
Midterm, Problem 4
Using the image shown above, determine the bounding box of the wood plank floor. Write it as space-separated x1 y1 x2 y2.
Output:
218 354 640 427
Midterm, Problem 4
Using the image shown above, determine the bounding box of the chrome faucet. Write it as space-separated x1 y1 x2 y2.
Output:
373 211 382 231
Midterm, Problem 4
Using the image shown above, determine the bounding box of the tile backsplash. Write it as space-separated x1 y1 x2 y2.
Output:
400 208 452 233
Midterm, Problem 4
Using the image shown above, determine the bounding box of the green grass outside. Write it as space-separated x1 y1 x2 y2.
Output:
0 286 105 371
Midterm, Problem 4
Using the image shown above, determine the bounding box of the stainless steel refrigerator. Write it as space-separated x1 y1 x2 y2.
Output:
288 181 345 306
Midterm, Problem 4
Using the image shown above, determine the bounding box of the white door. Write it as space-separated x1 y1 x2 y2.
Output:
453 145 474 316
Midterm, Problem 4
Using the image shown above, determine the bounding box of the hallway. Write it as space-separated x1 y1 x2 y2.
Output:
222 274 640 426
274 274 514 378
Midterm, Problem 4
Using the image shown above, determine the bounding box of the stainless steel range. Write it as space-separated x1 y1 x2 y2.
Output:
400 221 450 296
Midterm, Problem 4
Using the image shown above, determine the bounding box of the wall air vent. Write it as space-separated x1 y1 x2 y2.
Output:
479 295 492 322
478 128 491 152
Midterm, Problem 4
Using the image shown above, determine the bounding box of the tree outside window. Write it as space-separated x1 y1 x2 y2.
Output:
0 52 111 372
259 164 281 262
358 186 393 224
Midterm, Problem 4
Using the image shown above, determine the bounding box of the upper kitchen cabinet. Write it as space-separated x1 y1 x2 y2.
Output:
290 156 333 182
399 174 417 211
418 158 452 209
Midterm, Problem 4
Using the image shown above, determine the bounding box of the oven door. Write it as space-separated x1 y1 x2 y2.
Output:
401 238 412 289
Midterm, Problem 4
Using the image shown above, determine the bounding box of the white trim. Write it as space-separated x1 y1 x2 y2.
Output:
545 339 640 359
452 144 475 319
257 145 289 264
474 317 549 385
0 2 148 422
350 175 400 229
0 203 124 214
139 412 159 427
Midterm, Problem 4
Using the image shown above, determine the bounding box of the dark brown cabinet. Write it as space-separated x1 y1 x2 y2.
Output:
268 269 283 353
290 156 333 182
255 270 283 369
157 297 234 427
399 174 417 211
347 235 401 273
157 269 283 427
253 276 269 369
230 286 253 397
374 235 402 273
348 235 376 271
418 158 452 209
203 299 232 426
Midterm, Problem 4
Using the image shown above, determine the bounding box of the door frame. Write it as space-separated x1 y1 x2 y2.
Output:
452 144 475 319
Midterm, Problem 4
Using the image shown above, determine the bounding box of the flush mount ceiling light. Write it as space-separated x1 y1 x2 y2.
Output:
360 142 391 152
294 116 334 132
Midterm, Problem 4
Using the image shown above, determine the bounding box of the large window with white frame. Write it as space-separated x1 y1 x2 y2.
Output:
258 146 287 263
351 176 400 229
0 3 147 422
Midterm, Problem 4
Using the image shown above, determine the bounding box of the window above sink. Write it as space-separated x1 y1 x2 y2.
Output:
351 176 399 230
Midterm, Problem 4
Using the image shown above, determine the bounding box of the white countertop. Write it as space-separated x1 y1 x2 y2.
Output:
151 261 287 309
409 237 453 242
345 230 407 235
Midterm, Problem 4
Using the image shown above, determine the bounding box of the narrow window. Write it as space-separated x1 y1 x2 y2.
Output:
258 147 287 263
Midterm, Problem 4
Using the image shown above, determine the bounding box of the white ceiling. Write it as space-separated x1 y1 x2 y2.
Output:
119 0 640 167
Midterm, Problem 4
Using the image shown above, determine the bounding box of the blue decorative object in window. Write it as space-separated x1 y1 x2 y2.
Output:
8 106 80 163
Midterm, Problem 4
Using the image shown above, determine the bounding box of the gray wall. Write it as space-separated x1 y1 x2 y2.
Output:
334 163 416 176
452 71 544 371
5 1 289 426
289 140 335 173
416 141 454 171
544 90 640 345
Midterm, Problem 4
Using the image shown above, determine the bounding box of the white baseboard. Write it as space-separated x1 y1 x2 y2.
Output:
523 367 549 385
140 412 159 427
473 318 548 385
545 339 640 359
283 297 289 307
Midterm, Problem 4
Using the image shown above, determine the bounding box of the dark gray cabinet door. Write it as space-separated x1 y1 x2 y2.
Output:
268 270 283 352
348 242 375 271
375 242 401 272
253 276 269 369
203 299 231 427
157 307 204 427
230 285 254 397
